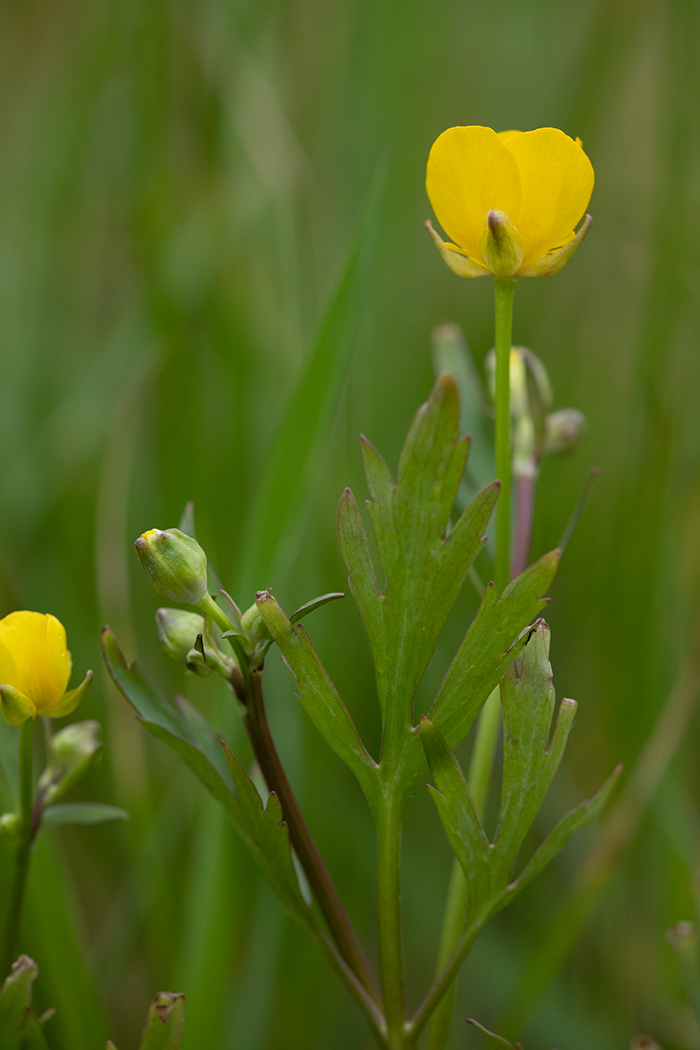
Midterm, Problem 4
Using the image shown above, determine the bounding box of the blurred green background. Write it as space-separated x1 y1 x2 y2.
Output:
1 0 700 1047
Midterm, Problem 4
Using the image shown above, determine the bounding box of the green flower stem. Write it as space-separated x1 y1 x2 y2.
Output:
199 591 381 1006
376 797 406 1047
493 277 517 596
425 279 515 1049
425 686 501 1050
1 717 35 976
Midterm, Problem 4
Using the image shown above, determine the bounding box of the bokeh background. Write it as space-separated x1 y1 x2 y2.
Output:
1 0 700 1047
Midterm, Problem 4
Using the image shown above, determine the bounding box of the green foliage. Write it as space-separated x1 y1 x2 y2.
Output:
0 956 50 1050
421 622 620 926
0 0 697 1046
101 628 314 930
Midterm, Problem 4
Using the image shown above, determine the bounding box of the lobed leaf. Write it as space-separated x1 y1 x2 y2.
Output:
423 622 620 926
139 992 185 1050
221 745 313 923
102 629 316 934
255 592 379 806
420 718 492 916
494 623 577 880
505 763 622 902
429 551 560 749
0 956 38 1041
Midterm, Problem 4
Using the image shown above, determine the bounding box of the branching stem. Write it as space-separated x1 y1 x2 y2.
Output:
198 591 381 1007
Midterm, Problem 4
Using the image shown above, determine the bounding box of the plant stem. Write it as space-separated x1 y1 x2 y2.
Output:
245 672 381 1004
376 795 406 1047
200 590 381 1005
493 277 516 596
1 718 35 976
511 473 535 579
425 686 500 1049
425 279 516 1048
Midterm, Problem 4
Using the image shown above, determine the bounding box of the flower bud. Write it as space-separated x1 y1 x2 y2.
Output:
156 608 236 679
479 209 523 278
135 529 208 605
240 604 272 648
38 720 103 807
545 408 587 453
156 609 206 662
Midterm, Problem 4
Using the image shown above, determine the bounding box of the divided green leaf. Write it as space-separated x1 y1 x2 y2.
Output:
101 628 317 935
0 956 50 1049
256 592 379 808
422 623 621 927
139 992 185 1050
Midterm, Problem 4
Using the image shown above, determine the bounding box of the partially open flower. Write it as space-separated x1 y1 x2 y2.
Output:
0 612 92 725
426 126 593 278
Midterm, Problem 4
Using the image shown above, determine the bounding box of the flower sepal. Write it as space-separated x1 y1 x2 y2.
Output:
0 684 37 726
425 221 489 277
517 214 592 277
46 670 93 720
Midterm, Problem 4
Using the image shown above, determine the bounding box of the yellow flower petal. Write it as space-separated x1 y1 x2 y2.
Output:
426 126 521 260
0 611 72 712
0 637 18 691
504 127 594 269
497 130 521 141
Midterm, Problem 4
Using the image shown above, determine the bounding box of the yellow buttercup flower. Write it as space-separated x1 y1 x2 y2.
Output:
426 125 593 278
0 611 92 725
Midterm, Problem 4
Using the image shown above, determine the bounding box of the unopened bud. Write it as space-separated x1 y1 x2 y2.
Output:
38 720 103 807
545 408 587 453
135 528 208 605
240 604 272 649
156 608 236 679
156 609 206 662
479 209 523 278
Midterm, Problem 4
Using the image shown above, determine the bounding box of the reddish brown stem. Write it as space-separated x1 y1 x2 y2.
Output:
234 669 381 1006
511 473 535 579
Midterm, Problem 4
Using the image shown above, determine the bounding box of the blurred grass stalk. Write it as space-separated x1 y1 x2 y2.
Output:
0 0 699 1045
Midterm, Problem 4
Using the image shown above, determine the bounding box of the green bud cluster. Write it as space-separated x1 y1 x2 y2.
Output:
156 608 236 679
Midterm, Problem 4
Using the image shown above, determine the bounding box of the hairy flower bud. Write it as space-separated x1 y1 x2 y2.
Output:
135 529 208 605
